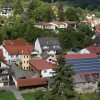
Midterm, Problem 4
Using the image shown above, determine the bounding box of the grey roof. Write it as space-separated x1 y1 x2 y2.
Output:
73 74 97 84
93 31 100 45
10 64 37 80
41 52 54 59
41 52 50 59
38 37 61 52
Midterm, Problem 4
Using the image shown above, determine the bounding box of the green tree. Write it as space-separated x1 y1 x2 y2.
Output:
44 56 76 100
59 27 93 49
57 2 65 21
65 7 80 21
76 7 86 20
14 0 23 15
78 25 95 37
27 0 41 18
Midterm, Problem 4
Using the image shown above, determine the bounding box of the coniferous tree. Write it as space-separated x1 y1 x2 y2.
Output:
44 56 76 100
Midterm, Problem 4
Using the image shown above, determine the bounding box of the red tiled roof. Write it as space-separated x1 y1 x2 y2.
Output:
81 20 95 23
87 46 100 54
65 53 96 59
22 45 33 55
95 25 100 31
3 39 27 46
51 22 65 25
65 21 76 24
17 78 48 88
4 45 33 55
29 59 56 70
0 49 4 60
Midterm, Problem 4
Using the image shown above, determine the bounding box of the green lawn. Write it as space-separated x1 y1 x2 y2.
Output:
0 91 16 100
22 91 44 100
22 93 35 100
22 91 100 100
77 93 100 100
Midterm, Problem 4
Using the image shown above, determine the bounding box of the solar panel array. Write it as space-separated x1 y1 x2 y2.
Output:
66 58 100 73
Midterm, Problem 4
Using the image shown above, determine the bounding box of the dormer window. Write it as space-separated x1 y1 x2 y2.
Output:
53 46 59 48
43 46 49 49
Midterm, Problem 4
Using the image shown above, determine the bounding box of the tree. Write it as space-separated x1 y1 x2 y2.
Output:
44 56 76 100
65 7 80 21
57 2 65 21
76 7 86 20
58 27 93 49
27 0 41 18
78 25 95 37
14 0 23 15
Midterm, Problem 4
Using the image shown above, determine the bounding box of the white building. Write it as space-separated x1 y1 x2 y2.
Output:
29 59 56 77
0 39 33 63
35 37 61 54
80 46 100 57
0 49 10 87
35 22 68 30
0 11 13 18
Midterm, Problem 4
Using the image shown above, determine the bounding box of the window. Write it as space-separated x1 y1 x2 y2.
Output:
24 61 25 63
24 56 25 58
27 56 28 58
44 70 47 73
49 59 52 61
27 61 28 63
4 82 8 86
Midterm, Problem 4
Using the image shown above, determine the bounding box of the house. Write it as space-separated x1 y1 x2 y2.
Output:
0 39 33 63
35 37 61 54
92 31 100 45
80 20 96 28
64 21 77 29
21 46 32 70
35 22 68 30
49 22 68 30
80 46 100 58
14 77 48 89
29 59 56 77
65 53 100 93
41 52 57 64
0 49 11 87
34 22 54 30
86 13 95 20
73 74 98 93
0 5 13 18
3 5 13 11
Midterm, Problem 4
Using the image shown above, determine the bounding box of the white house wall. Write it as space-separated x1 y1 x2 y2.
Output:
0 83 4 87
80 48 90 54
47 51 56 55
0 45 10 61
1 62 9 68
41 69 54 77
35 39 42 53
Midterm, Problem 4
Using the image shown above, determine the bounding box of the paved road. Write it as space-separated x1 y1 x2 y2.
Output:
0 86 24 100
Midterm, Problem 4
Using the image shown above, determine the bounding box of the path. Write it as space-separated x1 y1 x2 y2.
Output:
0 85 24 100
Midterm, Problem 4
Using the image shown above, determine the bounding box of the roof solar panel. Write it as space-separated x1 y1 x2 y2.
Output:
66 57 100 74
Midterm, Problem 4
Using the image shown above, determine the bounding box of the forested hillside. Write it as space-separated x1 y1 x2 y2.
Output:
43 0 100 10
